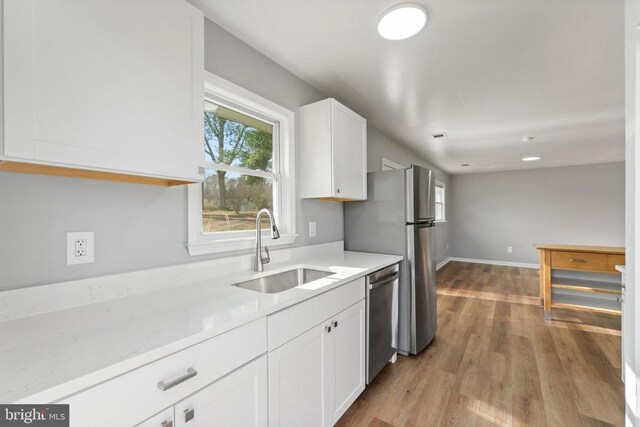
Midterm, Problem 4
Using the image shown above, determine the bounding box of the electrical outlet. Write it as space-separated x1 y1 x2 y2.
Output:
67 232 95 265
75 239 87 257
507 246 513 254
309 222 317 238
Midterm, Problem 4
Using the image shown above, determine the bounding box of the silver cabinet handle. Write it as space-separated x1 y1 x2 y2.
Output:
325 325 332 333
332 321 338 328
184 408 195 423
157 368 198 391
161 421 173 427
569 258 588 263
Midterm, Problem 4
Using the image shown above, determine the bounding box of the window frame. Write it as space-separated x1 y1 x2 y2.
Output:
435 181 446 223
187 71 297 256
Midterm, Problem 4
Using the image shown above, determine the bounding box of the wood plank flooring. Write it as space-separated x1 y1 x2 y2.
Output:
336 261 624 427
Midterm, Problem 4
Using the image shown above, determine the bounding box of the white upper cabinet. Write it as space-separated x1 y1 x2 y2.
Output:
300 98 367 200
2 0 204 184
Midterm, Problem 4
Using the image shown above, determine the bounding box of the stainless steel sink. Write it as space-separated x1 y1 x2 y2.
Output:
233 268 332 293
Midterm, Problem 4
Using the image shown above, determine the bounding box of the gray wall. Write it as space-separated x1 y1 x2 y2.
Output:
450 162 625 265
367 126 451 266
0 19 435 290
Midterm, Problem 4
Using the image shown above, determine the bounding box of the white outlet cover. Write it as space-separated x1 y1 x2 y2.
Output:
309 222 317 238
67 231 95 265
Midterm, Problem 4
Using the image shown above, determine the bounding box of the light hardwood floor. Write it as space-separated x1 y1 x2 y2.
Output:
337 261 624 427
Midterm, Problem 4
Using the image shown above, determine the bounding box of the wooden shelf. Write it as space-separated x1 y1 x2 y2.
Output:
551 278 621 295
551 294 621 316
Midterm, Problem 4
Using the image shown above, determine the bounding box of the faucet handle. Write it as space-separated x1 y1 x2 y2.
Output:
261 246 271 264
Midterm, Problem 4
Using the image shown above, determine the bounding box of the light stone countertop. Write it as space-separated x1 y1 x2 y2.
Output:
0 250 402 404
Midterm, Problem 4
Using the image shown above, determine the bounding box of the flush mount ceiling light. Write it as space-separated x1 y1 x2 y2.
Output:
522 156 541 162
377 4 428 40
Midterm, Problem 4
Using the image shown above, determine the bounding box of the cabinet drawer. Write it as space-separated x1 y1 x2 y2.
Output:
550 251 609 272
267 278 365 351
62 318 267 427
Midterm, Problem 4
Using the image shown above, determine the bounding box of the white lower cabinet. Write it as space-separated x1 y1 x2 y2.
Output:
137 408 174 427
62 319 266 426
174 355 268 427
329 300 366 422
268 321 330 427
268 299 366 427
59 279 368 427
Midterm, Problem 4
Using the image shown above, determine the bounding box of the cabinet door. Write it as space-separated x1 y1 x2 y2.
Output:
327 300 366 424
268 321 332 427
174 355 267 427
331 101 367 200
3 0 204 181
137 408 174 427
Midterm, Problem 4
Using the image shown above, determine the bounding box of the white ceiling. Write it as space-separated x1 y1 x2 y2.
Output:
189 0 624 174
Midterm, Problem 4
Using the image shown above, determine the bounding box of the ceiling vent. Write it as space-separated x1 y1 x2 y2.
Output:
430 132 448 139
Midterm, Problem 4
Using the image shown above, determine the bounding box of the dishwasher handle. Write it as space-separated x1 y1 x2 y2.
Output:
369 272 399 290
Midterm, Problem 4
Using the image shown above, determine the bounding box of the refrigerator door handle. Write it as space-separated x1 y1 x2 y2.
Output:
369 272 399 289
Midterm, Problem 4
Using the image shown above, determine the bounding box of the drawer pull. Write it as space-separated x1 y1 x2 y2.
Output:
184 408 195 423
569 258 588 263
157 368 198 391
161 421 173 427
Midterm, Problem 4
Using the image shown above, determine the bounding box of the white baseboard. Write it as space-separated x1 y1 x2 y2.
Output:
448 257 539 269
436 258 451 270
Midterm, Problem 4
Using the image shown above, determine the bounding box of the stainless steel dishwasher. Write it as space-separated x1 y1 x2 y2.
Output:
366 263 400 384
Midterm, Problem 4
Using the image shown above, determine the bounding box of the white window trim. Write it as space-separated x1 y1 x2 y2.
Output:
187 71 297 256
381 157 405 171
435 180 446 223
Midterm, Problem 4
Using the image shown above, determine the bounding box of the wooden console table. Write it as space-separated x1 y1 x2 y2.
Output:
535 243 625 320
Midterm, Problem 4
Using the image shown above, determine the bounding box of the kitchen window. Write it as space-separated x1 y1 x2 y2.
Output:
435 182 445 222
187 72 296 256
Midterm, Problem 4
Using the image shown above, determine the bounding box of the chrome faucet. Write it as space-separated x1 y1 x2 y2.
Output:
254 208 280 272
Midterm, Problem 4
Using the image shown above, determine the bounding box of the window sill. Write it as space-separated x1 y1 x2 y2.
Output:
187 233 298 256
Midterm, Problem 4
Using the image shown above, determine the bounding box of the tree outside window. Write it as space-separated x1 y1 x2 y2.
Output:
202 101 278 232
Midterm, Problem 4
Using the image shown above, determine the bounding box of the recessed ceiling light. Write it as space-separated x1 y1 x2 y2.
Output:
522 156 541 162
522 136 535 142
430 132 447 139
461 163 470 167
378 4 428 40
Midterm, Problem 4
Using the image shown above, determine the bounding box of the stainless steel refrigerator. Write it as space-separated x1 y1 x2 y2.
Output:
345 165 437 356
